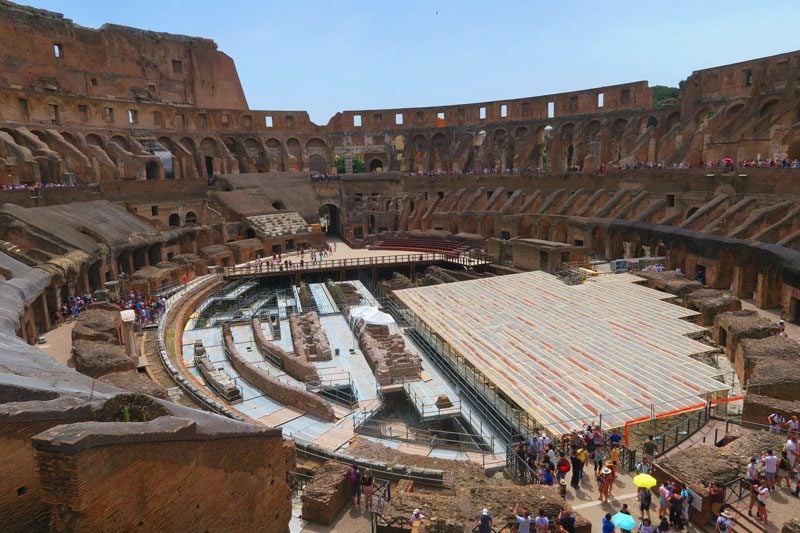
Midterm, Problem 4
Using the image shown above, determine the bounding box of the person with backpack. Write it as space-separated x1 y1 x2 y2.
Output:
638 486 652 521
534 509 550 533
679 485 691 522
347 464 362 508
477 508 493 533
714 509 733 533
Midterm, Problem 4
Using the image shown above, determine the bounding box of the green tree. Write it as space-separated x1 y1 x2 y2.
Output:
335 155 365 174
652 85 680 108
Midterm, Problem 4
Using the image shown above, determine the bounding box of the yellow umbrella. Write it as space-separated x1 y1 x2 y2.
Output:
633 473 658 489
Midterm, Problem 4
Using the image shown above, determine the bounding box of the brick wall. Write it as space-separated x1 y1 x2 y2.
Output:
33 419 290 531
252 317 319 382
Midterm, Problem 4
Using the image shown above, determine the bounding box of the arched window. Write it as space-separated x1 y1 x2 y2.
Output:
185 212 198 225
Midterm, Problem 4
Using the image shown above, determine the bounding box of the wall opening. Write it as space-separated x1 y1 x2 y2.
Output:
265 115 273 128
500 104 508 118
172 60 183 74
597 93 604 108
479 107 487 120
145 161 159 180
395 113 403 125
547 102 555 118
353 114 362 127
53 43 63 58
185 212 198 225
168 214 180 227
128 109 138 124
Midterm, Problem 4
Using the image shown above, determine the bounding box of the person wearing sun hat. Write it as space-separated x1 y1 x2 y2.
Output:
715 509 733 533
477 508 493 533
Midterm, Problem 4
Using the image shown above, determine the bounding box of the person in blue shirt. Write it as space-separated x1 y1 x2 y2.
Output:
609 429 622 447
603 513 616 533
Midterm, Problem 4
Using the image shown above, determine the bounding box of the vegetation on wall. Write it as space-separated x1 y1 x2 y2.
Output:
335 155 365 174
652 85 681 108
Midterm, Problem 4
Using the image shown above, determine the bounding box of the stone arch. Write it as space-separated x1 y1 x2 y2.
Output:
110 135 129 150
61 131 80 147
482 215 495 237
759 99 779 118
686 206 700 219
519 217 534 238
726 103 745 116
474 130 487 147
369 158 384 172
640 116 658 133
553 221 568 243
265 138 284 171
244 138 265 172
585 120 602 140
305 138 326 151
591 226 606 256
411 134 427 172
286 138 302 171
319 204 340 236
145 160 161 180
664 111 681 130
609 230 624 259
735 255 758 300
611 118 628 138
513 126 529 141
462 215 478 235
559 122 575 139
715 249 735 289
179 136 196 153
86 134 105 148
200 137 218 178
185 211 198 225
759 264 783 309
537 218 552 240
168 213 181 227
448 216 459 234
309 154 326 173
431 132 446 171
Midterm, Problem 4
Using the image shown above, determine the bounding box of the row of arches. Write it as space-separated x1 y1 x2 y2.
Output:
168 211 198 227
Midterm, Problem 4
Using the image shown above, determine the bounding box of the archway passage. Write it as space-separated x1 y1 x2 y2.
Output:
309 154 326 174
319 204 339 236
145 161 160 180
168 214 180 227
715 250 734 289
185 211 198 225
369 159 384 172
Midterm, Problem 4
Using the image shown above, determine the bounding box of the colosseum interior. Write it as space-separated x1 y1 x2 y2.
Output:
1 1 800 532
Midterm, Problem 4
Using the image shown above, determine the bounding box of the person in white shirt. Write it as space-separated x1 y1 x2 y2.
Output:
755 482 769 524
746 457 759 483
761 450 779 489
513 503 532 533
787 436 799 469
787 416 799 439
534 509 549 533
714 510 734 533
410 509 425 524
768 413 785 434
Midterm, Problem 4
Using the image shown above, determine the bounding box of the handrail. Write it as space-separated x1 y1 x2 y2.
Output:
225 251 493 277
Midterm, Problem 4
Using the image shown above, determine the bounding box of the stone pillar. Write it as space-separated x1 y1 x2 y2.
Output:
120 309 137 360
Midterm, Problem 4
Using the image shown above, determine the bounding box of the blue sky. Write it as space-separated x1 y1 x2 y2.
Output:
26 0 800 125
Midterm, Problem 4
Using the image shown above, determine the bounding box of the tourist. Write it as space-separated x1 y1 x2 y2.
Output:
534 509 549 533
619 503 633 533
594 446 607 475
638 518 654 533
761 449 779 489
570 449 583 489
714 510 733 533
598 467 613 502
777 451 793 489
602 513 615 533
638 486 652 521
755 479 769 524
558 509 576 533
745 457 759 485
576 446 589 481
557 452 571 483
787 435 799 470
642 436 658 461
547 444 557 469
347 464 362 507
746 476 760 517
668 486 684 529
361 468 374 510
513 503 532 533
655 517 671 533
787 416 799 439
477 508 493 533
609 429 622 448
767 412 785 434
657 482 671 518
708 482 724 517
635 456 652 475
410 508 425 525
679 485 691 523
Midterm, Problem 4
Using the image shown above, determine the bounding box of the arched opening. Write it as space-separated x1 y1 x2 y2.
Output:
566 144 574 169
265 138 283 171
185 211 198 225
369 159 384 172
272 201 286 210
519 217 534 238
244 138 265 172
168 214 180 227
319 204 339 236
609 231 625 259
145 161 160 180
110 135 129 151
368 214 376 234
686 207 700 220
735 256 758 300
759 99 779 118
245 228 256 239
553 221 568 243
646 116 659 128
286 138 302 171
664 112 681 130
715 249 735 289
759 266 783 309
537 218 552 241
309 154 326 173
787 138 800 161
585 120 602 140
611 118 628 138
726 103 744 117
86 134 105 148
591 227 606 257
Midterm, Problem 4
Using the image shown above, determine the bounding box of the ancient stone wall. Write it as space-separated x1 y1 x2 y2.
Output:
32 417 290 531
252 317 319 382
300 460 350 525
222 324 335 421
289 312 332 362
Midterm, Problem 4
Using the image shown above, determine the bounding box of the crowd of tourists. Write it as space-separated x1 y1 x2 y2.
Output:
0 181 75 191
246 243 338 272
115 290 168 326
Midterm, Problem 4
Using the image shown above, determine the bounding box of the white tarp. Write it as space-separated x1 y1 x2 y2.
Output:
349 305 395 326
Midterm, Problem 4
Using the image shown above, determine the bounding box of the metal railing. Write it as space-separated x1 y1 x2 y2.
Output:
354 417 493 451
224 251 492 277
